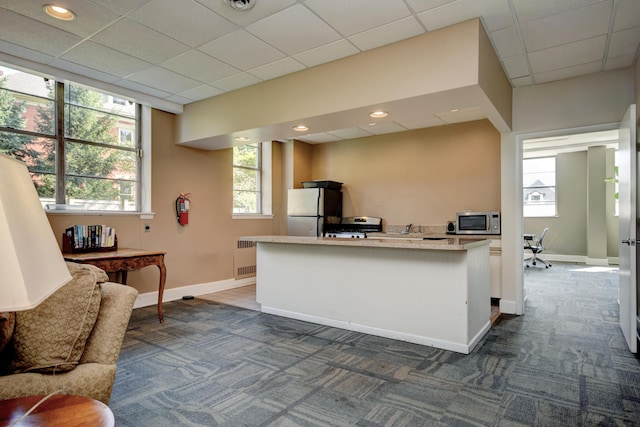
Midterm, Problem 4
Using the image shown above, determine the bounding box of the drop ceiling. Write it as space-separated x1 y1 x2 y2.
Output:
0 0 638 145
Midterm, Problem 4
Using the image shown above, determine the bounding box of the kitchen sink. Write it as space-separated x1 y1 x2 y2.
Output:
423 237 448 241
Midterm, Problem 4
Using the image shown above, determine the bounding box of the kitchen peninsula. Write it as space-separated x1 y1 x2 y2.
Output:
244 235 491 354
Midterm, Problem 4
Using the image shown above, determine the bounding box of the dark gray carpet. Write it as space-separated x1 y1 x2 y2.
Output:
110 263 640 426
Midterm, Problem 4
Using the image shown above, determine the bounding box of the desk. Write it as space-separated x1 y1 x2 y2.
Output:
64 248 167 323
0 394 114 426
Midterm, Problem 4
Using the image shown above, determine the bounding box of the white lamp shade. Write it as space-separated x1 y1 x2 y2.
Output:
0 155 72 311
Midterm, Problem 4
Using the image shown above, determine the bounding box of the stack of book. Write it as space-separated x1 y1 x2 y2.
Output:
65 224 116 250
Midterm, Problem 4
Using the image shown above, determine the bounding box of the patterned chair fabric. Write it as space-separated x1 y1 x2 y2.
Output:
0 282 137 405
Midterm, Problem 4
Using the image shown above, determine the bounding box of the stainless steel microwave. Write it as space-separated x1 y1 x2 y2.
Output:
448 211 501 235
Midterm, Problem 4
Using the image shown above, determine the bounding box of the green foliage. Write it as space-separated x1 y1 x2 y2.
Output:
0 77 35 161
605 166 619 200
233 144 260 213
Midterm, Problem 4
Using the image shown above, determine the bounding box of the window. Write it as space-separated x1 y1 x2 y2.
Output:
233 143 261 214
0 65 139 212
523 156 556 217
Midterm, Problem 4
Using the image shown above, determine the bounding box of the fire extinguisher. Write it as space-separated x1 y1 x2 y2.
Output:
175 193 191 225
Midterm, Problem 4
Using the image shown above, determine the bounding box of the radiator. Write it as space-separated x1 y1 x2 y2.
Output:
234 239 257 279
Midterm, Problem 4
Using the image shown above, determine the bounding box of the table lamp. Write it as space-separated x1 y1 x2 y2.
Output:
0 154 72 312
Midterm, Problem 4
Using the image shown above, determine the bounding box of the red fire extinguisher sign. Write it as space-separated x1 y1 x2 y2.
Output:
175 193 191 225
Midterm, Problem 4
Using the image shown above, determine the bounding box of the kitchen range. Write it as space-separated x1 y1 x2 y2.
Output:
324 216 382 238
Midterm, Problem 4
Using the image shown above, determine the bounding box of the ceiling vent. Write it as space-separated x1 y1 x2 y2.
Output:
224 0 256 11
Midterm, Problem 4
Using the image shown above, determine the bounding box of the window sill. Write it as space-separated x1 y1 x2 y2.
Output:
45 210 155 219
233 214 274 220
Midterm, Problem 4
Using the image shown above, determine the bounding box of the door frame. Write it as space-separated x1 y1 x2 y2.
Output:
501 122 621 315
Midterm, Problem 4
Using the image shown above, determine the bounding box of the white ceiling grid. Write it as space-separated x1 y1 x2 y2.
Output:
0 0 638 143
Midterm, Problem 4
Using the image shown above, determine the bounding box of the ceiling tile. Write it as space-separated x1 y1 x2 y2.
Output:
0 0 121 38
194 0 297 26
304 0 412 37
490 26 524 58
297 133 343 143
248 57 305 81
360 121 407 135
161 50 239 83
328 128 375 139
112 78 171 98
129 0 237 48
61 41 151 78
348 17 424 51
198 30 286 70
90 0 152 15
502 55 530 78
512 75 534 87
528 36 606 73
393 116 446 129
246 4 342 55
210 72 262 92
178 84 224 102
417 0 513 32
127 66 201 93
520 1 612 52
48 58 121 83
607 27 640 58
435 107 485 124
533 60 602 83
0 9 81 57
512 0 605 23
405 0 457 14
0 41 55 66
605 53 636 70
613 0 640 31
92 18 190 64
293 40 359 67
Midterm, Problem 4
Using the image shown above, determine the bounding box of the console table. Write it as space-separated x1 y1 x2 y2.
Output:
0 394 114 426
64 248 167 323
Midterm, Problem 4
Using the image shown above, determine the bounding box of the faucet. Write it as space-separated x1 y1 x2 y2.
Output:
404 224 412 234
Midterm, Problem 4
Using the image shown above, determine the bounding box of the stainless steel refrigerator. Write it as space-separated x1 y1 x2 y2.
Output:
287 188 342 236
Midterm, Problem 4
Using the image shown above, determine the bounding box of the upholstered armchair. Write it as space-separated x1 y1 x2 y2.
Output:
0 263 137 405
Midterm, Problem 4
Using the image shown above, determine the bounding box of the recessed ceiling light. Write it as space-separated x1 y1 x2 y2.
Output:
224 0 256 11
369 111 388 118
450 108 459 112
235 136 251 142
293 125 309 132
43 4 76 21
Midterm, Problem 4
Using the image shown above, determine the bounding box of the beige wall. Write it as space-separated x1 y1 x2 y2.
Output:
309 120 501 226
48 109 279 295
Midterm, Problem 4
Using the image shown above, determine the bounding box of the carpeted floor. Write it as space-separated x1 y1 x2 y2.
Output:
110 262 640 426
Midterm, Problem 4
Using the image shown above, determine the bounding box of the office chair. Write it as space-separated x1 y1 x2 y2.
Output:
525 227 551 268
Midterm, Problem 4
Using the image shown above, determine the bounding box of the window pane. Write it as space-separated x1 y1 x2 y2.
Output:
31 172 56 201
66 176 136 211
65 104 136 147
233 167 258 191
523 156 556 217
65 84 135 117
0 131 55 172
66 141 136 180
233 190 259 213
0 67 55 135
233 144 259 168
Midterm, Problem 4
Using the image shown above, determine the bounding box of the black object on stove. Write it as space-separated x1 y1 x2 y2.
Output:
324 216 382 238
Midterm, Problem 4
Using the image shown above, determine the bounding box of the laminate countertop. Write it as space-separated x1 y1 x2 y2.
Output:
242 235 490 251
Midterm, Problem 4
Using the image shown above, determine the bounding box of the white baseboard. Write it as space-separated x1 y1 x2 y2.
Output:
261 305 486 354
499 299 517 314
133 277 256 309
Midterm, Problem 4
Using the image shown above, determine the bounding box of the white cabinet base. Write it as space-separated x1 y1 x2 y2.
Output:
256 241 491 354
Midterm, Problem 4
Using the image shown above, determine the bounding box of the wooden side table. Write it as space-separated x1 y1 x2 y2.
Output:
64 248 167 322
0 395 114 426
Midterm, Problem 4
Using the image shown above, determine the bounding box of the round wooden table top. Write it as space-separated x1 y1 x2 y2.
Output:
0 394 114 427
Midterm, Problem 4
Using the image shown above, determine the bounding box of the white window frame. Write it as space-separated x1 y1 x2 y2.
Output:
523 156 557 218
233 142 272 219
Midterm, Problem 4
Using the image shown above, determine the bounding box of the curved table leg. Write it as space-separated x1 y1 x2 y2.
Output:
157 259 167 323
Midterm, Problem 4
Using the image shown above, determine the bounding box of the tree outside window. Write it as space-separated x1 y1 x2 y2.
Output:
0 65 139 211
233 143 261 214
523 156 556 217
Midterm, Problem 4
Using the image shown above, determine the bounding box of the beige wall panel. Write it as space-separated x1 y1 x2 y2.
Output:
48 109 276 295
178 20 482 145
513 69 634 133
524 151 588 256
310 120 500 226
293 140 313 189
